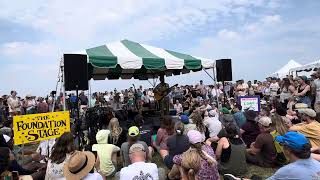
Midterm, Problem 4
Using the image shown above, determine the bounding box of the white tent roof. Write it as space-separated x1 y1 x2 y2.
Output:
271 60 301 78
290 59 320 73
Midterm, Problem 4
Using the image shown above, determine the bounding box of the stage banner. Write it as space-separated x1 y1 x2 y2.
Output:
238 96 260 112
13 111 70 145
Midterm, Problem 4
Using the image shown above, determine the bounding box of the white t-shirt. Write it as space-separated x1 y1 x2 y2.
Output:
120 162 159 180
174 103 183 114
203 117 222 137
269 82 280 97
83 173 103 180
104 95 110 102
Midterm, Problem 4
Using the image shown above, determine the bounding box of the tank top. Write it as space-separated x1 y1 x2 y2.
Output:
298 85 311 97
219 138 248 176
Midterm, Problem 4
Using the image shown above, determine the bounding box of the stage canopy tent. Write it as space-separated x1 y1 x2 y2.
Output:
290 60 320 73
67 39 214 80
271 59 301 78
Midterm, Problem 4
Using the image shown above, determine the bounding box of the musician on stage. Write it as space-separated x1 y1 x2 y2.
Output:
154 74 170 115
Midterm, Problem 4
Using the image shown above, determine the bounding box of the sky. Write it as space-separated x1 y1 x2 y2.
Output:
0 0 320 97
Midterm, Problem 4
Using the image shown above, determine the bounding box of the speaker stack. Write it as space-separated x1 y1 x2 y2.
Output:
216 59 232 82
64 54 89 91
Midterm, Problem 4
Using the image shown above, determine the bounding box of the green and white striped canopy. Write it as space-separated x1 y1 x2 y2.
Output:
67 39 214 80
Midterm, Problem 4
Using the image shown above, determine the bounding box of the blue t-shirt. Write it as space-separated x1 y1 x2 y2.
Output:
267 158 320 180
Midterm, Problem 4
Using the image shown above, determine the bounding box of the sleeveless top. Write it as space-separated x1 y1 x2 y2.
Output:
298 85 311 97
219 138 248 176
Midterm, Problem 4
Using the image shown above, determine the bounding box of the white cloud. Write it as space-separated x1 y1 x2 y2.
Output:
0 0 276 42
261 15 281 25
217 29 241 41
0 41 59 58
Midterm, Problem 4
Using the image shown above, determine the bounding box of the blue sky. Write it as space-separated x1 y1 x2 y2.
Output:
0 0 319 96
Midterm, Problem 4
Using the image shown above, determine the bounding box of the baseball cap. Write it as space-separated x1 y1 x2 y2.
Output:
276 132 309 150
128 126 140 137
297 108 316 118
180 115 189 124
96 130 110 144
187 130 204 144
129 143 145 154
258 116 272 127
220 107 230 114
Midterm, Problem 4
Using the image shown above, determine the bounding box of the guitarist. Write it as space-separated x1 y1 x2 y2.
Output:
154 74 170 115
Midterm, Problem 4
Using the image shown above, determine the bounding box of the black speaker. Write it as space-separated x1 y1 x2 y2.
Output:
216 59 232 82
64 54 89 91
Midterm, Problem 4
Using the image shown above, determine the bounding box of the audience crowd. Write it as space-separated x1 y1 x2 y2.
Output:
1 72 320 179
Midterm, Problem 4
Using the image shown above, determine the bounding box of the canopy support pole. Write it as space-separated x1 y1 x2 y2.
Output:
62 58 66 111
203 67 221 109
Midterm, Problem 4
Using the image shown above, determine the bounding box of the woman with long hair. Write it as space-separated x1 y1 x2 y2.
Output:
171 130 219 180
0 147 11 176
271 114 290 165
154 115 175 158
280 78 295 109
192 112 206 140
108 118 126 147
45 132 75 180
293 76 311 107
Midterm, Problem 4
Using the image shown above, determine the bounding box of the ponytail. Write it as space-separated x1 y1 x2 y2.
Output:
193 143 217 165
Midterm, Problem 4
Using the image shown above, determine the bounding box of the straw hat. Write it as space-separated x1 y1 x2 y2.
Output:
63 151 95 180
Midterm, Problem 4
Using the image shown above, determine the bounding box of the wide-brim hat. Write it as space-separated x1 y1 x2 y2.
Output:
63 151 95 180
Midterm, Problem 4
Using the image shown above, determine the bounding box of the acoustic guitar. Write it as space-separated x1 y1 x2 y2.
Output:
154 84 178 101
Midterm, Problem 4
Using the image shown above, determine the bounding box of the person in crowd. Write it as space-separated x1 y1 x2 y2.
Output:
192 112 206 140
293 76 311 107
45 132 75 180
163 122 190 170
269 77 280 100
63 151 103 180
232 104 246 128
204 109 222 139
279 78 295 109
224 132 320 180
7 91 21 116
313 72 320 113
247 81 255 96
241 110 260 148
174 100 183 115
37 97 49 113
170 130 220 180
216 123 247 176
246 116 276 167
154 115 175 158
236 80 248 97
270 114 289 165
23 94 36 114
92 129 120 178
132 114 154 155
119 143 164 180
121 126 149 167
180 115 196 135
177 148 202 180
108 118 127 148
289 108 320 148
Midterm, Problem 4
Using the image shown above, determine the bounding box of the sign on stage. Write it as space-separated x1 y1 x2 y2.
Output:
238 96 261 112
13 111 70 145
